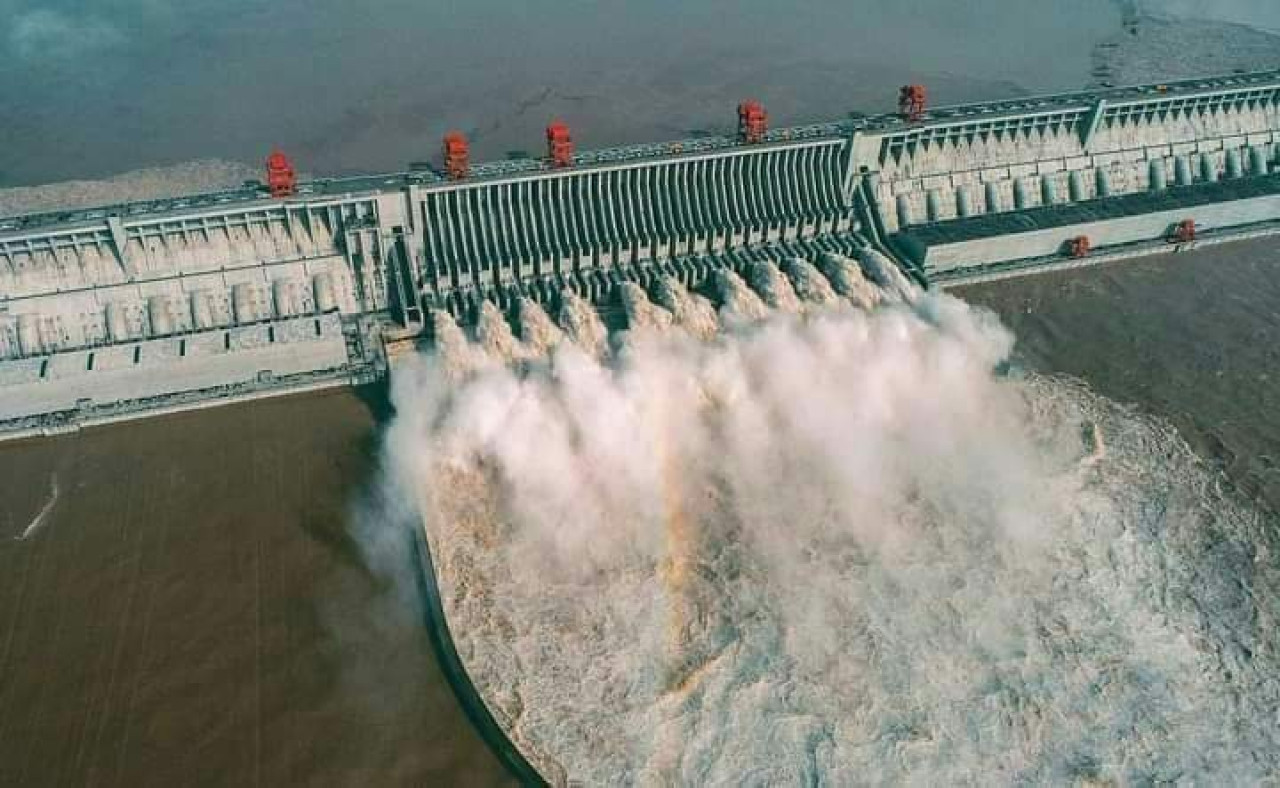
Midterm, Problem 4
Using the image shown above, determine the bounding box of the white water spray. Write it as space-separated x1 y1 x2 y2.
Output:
475 301 525 363
652 276 720 340
817 251 882 311
558 292 609 359
428 309 482 379
748 259 803 313
516 297 565 357
620 281 676 333
379 256 1280 785
714 268 770 324
782 256 840 307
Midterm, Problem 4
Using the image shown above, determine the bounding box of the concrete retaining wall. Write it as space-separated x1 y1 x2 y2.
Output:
916 193 1280 273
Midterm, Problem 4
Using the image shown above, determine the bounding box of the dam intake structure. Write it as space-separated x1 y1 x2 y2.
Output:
2 68 1280 433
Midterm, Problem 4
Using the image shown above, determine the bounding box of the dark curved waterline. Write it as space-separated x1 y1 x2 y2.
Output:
407 521 550 787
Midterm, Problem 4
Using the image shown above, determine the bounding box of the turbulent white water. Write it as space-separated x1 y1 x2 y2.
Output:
715 269 770 325
558 293 609 360
516 297 565 357
382 258 1280 785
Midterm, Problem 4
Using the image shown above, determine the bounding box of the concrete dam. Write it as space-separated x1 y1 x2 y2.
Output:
2 68 1279 435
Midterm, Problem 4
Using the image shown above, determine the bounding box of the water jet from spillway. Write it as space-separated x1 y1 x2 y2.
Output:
557 292 609 359
516 297 564 357
475 300 525 363
715 268 770 323
783 256 841 307
652 276 720 340
429 309 482 378
817 251 882 311
619 282 675 334
383 255 1278 786
748 260 804 313
856 247 917 302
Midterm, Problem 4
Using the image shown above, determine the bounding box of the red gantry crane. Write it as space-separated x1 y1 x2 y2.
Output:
899 85 927 123
1068 235 1092 258
738 100 768 144
266 149 296 198
442 132 470 179
546 121 574 168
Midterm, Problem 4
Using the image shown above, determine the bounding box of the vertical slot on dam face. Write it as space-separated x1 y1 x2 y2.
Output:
414 140 852 312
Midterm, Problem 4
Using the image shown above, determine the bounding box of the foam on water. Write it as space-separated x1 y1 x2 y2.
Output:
384 259 1280 785
13 475 58 542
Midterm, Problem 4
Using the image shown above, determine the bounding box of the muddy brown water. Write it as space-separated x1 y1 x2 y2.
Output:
957 236 1280 516
0 236 1276 785
0 390 512 787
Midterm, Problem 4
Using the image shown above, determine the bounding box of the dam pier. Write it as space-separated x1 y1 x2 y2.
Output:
2 69 1280 433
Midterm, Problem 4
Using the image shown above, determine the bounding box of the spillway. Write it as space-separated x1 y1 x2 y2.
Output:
3 68 1280 433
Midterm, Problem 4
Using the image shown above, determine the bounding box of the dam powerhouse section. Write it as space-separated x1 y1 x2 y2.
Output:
2 69 1280 435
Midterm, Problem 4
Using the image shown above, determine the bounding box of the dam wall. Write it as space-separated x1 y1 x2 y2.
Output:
858 73 1280 236
897 174 1280 273
414 137 854 317
3 68 1280 429
0 313 352 423
0 194 404 358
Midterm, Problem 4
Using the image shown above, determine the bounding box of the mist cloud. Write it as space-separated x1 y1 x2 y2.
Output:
372 272 1280 784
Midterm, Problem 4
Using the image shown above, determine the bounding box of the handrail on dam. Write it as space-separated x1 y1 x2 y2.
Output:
5 68 1279 237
